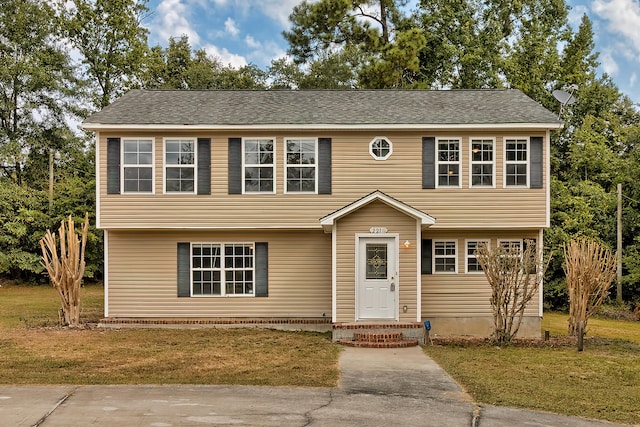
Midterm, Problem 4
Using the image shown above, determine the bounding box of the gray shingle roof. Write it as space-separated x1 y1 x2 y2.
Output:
83 89 560 127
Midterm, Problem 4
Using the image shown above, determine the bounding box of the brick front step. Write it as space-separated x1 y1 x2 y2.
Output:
352 332 405 342
339 331 419 348
338 338 419 348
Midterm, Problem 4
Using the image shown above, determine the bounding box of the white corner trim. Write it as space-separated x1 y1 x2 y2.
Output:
95 132 101 229
416 222 422 322
103 230 108 318
539 228 544 317
331 225 337 323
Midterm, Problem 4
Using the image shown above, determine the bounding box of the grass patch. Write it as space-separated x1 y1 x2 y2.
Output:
424 315 640 425
543 312 640 344
0 284 341 387
0 283 103 328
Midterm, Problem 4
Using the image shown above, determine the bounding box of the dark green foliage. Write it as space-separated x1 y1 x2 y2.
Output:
141 35 267 90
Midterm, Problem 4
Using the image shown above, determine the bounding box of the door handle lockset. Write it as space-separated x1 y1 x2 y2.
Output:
390 283 395 291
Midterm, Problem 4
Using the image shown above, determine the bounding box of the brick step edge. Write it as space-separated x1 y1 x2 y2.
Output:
338 339 419 348
352 332 405 342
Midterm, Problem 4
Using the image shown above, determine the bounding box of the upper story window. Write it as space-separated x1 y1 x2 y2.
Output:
434 240 457 273
436 138 461 187
369 137 392 160
122 139 153 193
466 240 489 273
165 139 195 193
504 138 529 187
191 243 254 297
285 138 317 193
243 138 275 193
470 138 495 187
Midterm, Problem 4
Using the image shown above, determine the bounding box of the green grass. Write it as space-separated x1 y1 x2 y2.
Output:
543 311 640 343
0 284 341 386
0 283 103 328
424 314 640 425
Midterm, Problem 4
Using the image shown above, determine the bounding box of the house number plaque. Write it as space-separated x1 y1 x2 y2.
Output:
369 227 388 234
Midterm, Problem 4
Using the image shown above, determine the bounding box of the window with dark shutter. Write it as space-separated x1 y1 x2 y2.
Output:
530 136 543 189
107 138 121 194
318 138 332 194
177 242 190 297
255 242 269 297
228 138 242 194
422 137 435 189
421 239 433 274
197 138 211 195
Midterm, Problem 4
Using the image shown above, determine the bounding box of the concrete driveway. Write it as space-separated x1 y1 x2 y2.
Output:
0 347 629 426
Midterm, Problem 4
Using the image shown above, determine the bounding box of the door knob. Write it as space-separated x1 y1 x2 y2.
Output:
390 283 395 291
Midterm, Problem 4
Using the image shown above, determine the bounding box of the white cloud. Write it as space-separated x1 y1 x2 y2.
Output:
243 36 287 66
224 17 239 37
600 49 619 75
150 0 200 44
245 35 260 49
630 72 637 87
230 0 301 28
568 4 589 29
202 44 247 68
592 0 640 57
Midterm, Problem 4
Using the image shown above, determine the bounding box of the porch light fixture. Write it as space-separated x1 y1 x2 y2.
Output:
403 240 411 248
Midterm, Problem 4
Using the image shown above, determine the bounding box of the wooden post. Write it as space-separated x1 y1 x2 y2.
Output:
617 183 623 303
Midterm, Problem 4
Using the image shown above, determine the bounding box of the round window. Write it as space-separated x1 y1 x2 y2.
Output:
369 137 392 160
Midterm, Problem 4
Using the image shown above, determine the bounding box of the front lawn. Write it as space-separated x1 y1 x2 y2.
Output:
0 283 341 386
424 314 640 425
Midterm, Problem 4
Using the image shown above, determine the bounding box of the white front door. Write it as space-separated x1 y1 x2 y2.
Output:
357 237 397 320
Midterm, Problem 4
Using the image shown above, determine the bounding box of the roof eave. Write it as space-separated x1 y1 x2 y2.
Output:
81 122 564 131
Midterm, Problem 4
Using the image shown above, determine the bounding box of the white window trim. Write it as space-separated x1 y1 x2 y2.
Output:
121 137 155 194
162 137 197 194
241 137 276 194
469 137 496 188
369 136 393 160
284 137 318 194
435 137 462 188
497 239 524 258
465 239 490 274
190 242 256 298
503 137 530 188
433 239 458 274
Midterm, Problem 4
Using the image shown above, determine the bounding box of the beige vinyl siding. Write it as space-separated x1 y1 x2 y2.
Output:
335 200 418 323
421 230 540 318
107 230 331 318
98 131 547 229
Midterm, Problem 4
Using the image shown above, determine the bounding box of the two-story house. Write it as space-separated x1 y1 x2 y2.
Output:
83 89 561 342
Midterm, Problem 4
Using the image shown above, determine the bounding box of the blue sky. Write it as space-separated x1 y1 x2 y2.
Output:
143 0 640 103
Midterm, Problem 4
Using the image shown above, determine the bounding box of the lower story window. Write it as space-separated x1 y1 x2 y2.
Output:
434 240 457 273
466 240 489 273
191 243 254 296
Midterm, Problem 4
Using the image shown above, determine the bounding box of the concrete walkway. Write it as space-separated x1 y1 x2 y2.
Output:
0 347 631 426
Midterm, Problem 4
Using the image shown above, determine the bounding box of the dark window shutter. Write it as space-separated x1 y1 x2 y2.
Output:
177 242 190 297
422 137 435 189
421 239 433 275
318 138 332 194
530 136 543 189
107 138 121 194
255 242 268 297
228 138 242 194
524 238 537 273
197 138 211 195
